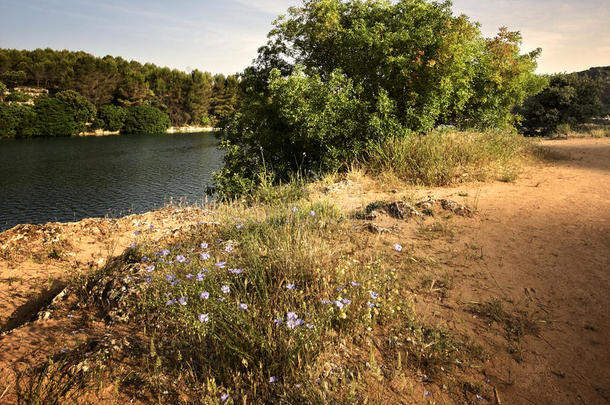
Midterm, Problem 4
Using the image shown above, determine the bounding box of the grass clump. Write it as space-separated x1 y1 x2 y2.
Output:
44 193 479 404
365 130 531 186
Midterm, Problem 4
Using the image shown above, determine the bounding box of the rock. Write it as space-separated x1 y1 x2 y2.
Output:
387 201 423 220
439 199 472 216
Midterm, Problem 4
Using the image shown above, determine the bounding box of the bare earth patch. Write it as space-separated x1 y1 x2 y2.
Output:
0 138 608 404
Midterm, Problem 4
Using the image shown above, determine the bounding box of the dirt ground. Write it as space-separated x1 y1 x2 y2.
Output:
0 137 608 404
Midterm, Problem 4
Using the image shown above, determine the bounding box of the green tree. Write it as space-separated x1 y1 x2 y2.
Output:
34 96 80 136
93 105 128 131
215 0 545 197
122 105 171 134
517 73 604 135
0 81 7 101
55 90 97 132
5 91 31 102
0 70 26 87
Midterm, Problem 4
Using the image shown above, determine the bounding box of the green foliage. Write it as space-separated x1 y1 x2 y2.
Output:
215 0 545 198
55 90 96 132
5 91 31 102
0 81 7 101
34 97 83 137
517 73 605 136
0 48 239 126
0 70 26 87
122 105 171 134
0 103 39 137
93 105 127 131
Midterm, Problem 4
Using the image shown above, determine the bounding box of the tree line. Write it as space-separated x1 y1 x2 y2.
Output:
0 48 239 137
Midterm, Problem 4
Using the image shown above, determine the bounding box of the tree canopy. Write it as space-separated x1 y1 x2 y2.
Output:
0 48 239 126
214 0 546 197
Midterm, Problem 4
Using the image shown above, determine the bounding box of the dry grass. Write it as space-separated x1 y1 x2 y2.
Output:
365 130 531 187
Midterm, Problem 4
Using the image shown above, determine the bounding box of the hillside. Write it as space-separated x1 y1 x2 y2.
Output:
0 48 238 126
576 66 610 112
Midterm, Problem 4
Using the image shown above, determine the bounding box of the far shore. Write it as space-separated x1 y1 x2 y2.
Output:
78 126 219 137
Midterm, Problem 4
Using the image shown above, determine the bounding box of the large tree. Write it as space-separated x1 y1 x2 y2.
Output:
214 0 546 197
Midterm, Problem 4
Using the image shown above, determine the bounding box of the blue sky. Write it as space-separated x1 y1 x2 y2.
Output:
0 0 608 74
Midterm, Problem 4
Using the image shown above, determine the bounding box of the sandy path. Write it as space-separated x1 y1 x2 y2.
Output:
445 138 610 404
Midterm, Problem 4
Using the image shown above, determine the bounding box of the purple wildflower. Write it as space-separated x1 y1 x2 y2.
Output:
176 255 186 263
145 277 152 283
225 245 234 253
229 268 244 275
286 283 295 290
200 242 208 249
369 291 379 300
351 281 361 287
166 274 175 282
215 261 227 268
321 299 331 305
196 272 206 281
166 299 176 306
200 291 209 300
334 300 344 310
393 243 403 252
309 210 316 216
198 313 210 323
145 265 155 272
129 242 136 248
476 395 485 401
425 391 430 396
291 207 297 213
171 280 180 286
336 286 344 292
240 303 248 310
222 285 230 294
341 298 351 305
269 376 276 383
67 314 75 318
178 297 187 306
134 230 141 236
220 393 229 402
141 256 149 262
306 323 314 329
186 273 194 279
200 252 210 260
161 249 170 256
274 318 283 326
236 223 244 229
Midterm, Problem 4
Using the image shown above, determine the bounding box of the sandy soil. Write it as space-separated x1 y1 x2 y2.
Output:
0 137 608 404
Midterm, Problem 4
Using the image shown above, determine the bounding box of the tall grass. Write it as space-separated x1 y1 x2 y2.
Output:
366 131 531 186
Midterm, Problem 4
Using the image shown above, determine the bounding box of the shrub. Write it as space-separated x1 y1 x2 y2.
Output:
0 81 7 101
121 105 171 134
517 73 605 136
93 105 127 131
0 103 39 137
214 0 545 198
34 97 82 137
5 91 30 102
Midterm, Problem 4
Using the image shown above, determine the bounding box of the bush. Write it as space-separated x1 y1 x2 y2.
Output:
5 91 30 102
34 97 82 137
93 105 127 131
0 81 7 101
0 103 38 137
121 105 170 134
517 73 605 136
214 0 545 198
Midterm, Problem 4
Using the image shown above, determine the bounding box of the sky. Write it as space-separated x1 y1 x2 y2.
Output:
0 0 608 75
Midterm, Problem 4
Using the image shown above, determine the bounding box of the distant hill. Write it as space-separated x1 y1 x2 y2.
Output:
575 66 610 113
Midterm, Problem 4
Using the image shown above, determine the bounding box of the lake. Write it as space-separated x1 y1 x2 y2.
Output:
0 133 223 232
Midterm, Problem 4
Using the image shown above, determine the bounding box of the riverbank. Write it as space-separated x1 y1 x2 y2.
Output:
0 137 608 404
77 126 219 136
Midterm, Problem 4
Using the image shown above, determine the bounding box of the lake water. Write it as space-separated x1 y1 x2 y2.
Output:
0 133 223 232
